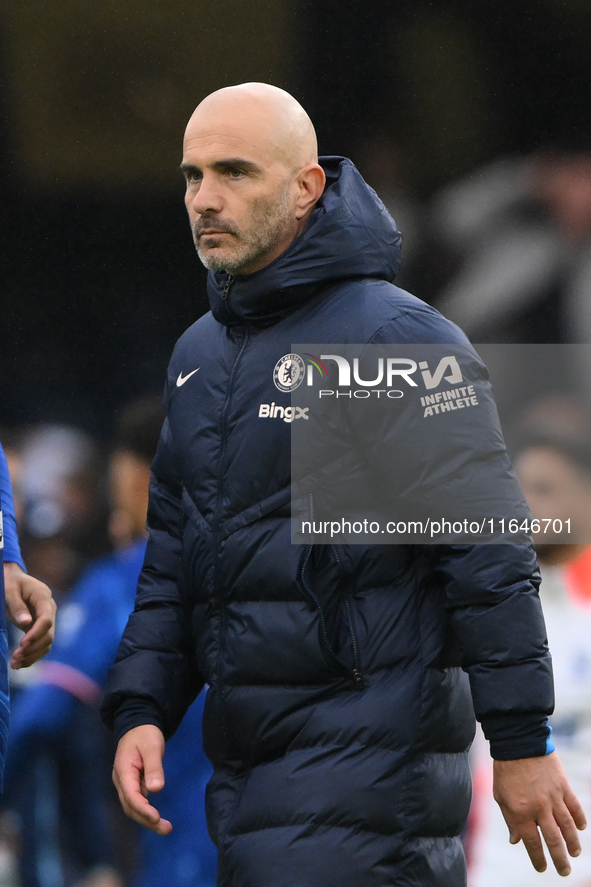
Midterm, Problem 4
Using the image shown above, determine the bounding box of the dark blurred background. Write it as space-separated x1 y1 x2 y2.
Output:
2 0 591 434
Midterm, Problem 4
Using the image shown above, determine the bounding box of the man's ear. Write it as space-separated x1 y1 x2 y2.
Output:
294 164 326 219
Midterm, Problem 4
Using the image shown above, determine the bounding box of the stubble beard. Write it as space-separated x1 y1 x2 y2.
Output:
192 185 294 275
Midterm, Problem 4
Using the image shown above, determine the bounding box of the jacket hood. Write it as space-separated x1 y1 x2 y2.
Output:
207 156 402 326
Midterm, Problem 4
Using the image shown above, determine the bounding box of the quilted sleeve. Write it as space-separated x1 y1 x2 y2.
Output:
339 309 555 759
432 542 554 759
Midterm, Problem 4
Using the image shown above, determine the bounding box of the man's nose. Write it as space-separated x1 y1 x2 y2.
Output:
191 174 224 215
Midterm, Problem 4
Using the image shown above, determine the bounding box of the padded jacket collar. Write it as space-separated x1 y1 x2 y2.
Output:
207 156 402 327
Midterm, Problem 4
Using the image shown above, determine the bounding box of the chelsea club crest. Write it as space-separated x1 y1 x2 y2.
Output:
273 353 305 392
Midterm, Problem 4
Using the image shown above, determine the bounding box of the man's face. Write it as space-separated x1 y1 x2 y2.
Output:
515 445 591 549
181 108 300 275
108 450 150 548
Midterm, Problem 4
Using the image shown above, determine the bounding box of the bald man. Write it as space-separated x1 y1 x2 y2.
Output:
182 83 324 278
102 84 584 887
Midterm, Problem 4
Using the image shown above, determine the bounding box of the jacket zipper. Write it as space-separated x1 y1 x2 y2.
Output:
302 494 365 689
300 543 340 670
214 323 249 519
300 494 340 662
213 322 249 719
331 543 365 689
222 274 234 300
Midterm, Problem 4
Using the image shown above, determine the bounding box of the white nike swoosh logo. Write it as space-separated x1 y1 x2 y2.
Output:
176 368 200 387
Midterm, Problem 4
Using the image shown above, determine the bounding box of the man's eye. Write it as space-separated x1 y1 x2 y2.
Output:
228 168 244 178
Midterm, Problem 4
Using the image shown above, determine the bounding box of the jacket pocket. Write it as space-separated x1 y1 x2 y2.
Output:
300 541 364 689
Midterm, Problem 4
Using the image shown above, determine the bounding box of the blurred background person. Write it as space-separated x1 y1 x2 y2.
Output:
432 139 591 346
468 398 591 886
429 139 591 422
1 396 216 887
14 426 110 607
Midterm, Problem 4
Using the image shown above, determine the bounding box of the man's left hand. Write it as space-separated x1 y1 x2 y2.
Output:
493 751 587 877
3 562 56 668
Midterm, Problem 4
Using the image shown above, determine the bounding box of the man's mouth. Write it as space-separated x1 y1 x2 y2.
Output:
193 218 238 239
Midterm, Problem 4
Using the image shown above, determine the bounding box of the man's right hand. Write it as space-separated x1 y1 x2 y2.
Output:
112 724 172 835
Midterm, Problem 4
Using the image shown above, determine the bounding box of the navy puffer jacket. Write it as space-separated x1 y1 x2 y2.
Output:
102 158 553 887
